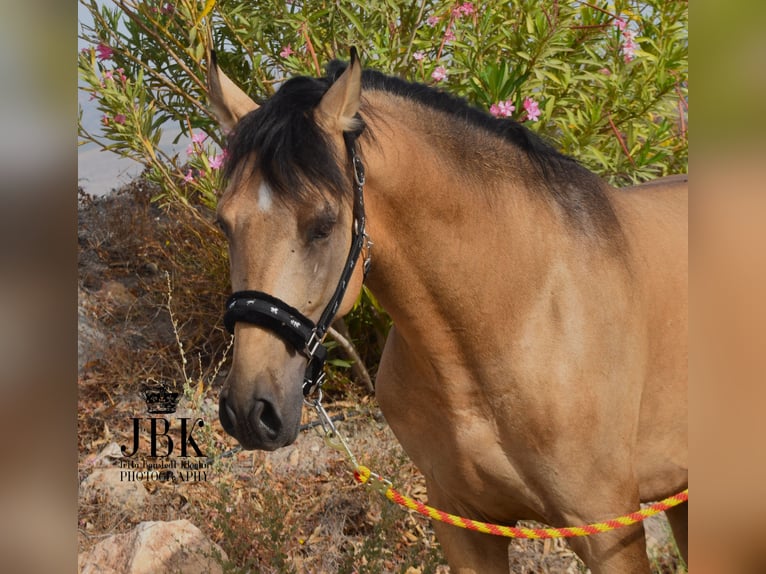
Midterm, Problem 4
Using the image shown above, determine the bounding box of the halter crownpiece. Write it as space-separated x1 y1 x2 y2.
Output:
223 142 370 396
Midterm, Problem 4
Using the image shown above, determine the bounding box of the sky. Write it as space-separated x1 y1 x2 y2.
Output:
78 0 188 196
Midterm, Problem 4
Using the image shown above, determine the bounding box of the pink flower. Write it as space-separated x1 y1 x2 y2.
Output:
622 44 636 62
523 97 541 122
614 17 627 31
426 15 441 27
161 3 175 14
115 68 127 82
280 44 294 58
183 169 195 183
96 43 114 61
599 67 612 76
113 114 126 124
490 100 515 118
209 153 224 170
431 66 447 82
621 30 638 62
444 27 455 42
188 132 208 154
453 2 474 17
413 51 425 62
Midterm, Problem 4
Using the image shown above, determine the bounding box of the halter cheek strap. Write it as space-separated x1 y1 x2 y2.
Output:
223 144 371 396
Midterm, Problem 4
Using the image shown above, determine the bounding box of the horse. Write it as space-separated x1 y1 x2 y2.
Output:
206 49 688 573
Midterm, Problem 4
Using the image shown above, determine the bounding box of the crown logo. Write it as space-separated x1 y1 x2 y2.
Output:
139 382 180 415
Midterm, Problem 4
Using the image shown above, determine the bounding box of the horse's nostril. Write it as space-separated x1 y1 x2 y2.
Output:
220 390 288 449
253 399 281 440
219 395 238 435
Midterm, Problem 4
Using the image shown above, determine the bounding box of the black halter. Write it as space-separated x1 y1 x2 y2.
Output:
223 143 371 396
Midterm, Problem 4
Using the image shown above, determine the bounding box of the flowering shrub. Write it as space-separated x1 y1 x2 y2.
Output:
79 0 687 204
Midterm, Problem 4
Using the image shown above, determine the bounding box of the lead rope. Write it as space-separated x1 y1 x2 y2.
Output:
306 393 689 539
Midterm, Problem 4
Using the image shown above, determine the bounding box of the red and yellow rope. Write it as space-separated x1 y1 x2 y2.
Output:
353 465 688 539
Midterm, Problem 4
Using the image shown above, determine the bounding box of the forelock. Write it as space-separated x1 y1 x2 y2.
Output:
223 74 363 206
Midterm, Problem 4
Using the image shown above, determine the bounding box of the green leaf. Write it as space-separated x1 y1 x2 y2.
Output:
525 13 535 35
544 96 555 121
327 358 353 368
588 146 611 170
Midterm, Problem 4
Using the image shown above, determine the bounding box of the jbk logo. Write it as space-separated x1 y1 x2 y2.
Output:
120 382 206 458
120 416 206 458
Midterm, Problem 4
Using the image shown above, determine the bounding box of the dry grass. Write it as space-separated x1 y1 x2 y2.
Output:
78 179 230 389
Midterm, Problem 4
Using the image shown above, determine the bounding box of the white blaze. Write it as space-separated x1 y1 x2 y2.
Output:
258 181 273 212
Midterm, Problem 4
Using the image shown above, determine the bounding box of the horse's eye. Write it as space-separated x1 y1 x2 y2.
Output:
215 217 230 237
307 215 336 243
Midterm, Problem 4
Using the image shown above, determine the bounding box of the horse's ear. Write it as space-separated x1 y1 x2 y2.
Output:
207 50 258 133
317 47 362 133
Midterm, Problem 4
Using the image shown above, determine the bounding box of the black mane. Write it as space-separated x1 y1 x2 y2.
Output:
224 60 619 236
223 74 357 204
328 60 568 173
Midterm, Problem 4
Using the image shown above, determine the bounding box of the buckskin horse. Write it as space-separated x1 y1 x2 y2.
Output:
207 49 687 573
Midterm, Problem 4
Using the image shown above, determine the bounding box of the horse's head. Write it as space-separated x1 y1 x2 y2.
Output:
208 51 366 450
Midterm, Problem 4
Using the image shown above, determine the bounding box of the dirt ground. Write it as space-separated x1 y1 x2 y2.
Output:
77 181 685 573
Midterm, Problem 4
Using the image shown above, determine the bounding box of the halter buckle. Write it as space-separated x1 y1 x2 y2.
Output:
305 330 323 358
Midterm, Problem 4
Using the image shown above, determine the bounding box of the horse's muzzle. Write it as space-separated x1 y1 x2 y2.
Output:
219 388 299 451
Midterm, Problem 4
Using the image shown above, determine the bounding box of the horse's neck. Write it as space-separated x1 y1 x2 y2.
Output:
362 107 564 370
360 98 631 400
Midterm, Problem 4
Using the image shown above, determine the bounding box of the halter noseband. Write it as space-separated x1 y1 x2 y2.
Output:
223 143 371 396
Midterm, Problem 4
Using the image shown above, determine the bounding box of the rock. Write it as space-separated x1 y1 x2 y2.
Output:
266 433 331 477
99 280 137 308
80 468 148 515
78 288 107 373
643 511 674 549
78 519 227 574
83 442 124 467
